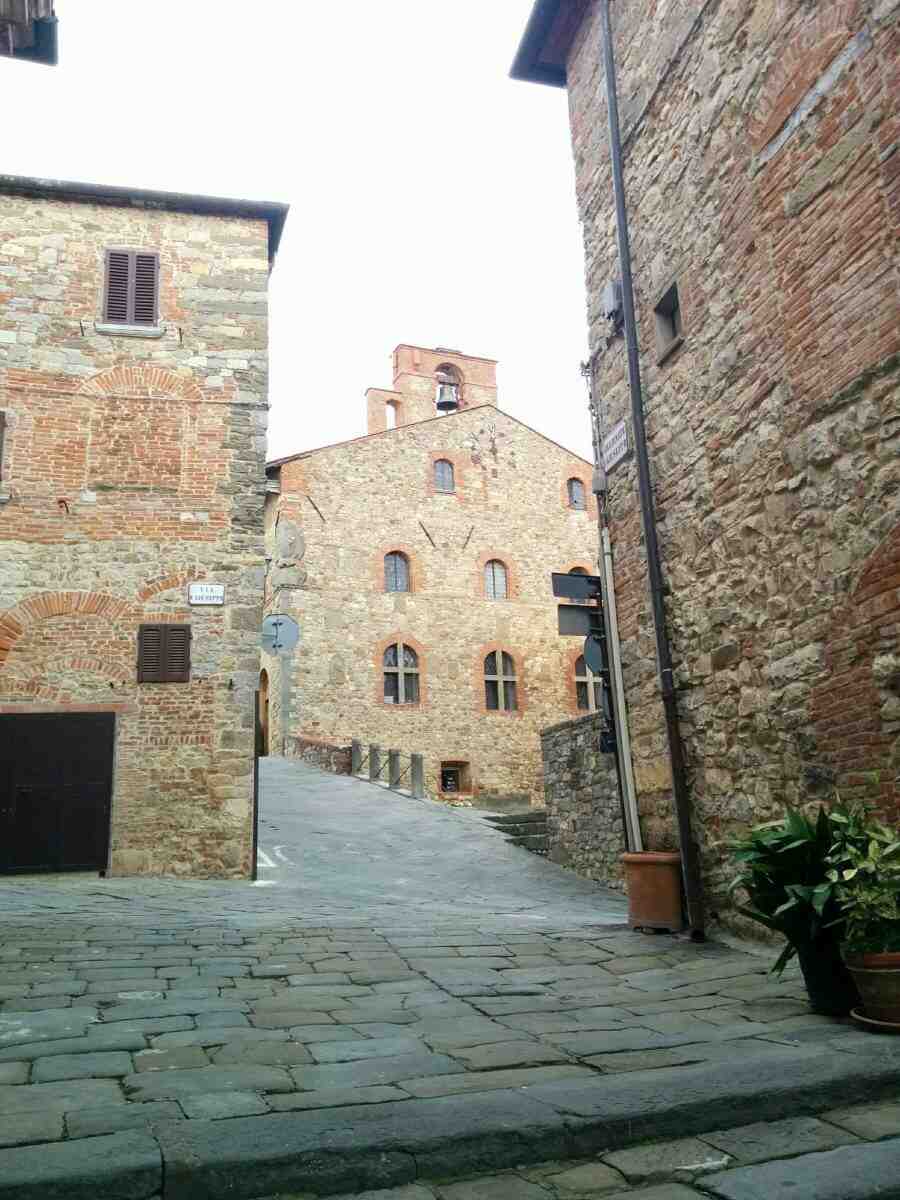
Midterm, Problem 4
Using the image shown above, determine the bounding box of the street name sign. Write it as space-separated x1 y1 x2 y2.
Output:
188 583 225 606
602 420 629 472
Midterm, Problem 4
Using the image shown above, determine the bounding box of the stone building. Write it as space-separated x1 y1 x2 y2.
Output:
513 0 900 906
263 344 600 806
0 175 286 877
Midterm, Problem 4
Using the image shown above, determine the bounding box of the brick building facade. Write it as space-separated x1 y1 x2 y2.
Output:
263 344 600 806
513 0 899 908
0 176 286 877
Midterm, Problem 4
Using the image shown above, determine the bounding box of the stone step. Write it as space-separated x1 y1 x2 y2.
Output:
509 834 549 853
484 810 547 826
493 821 547 839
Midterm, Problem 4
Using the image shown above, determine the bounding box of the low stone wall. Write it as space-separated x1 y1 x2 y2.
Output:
284 735 351 776
540 713 626 892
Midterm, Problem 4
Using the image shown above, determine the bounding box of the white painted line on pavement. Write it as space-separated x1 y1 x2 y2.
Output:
256 849 276 869
272 845 295 866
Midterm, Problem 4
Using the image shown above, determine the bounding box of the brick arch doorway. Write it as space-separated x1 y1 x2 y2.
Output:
258 669 270 757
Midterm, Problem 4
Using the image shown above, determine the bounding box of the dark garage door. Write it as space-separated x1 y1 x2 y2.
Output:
0 713 114 874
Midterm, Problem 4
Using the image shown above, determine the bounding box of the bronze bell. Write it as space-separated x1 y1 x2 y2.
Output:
436 372 459 413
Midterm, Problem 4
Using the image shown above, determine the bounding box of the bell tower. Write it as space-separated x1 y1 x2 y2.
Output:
366 344 498 434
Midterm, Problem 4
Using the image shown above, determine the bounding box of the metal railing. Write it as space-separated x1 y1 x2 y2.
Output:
351 740 425 799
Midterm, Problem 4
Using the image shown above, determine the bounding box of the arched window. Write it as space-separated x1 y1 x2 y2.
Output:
575 655 602 712
484 559 508 600
484 651 517 712
434 458 455 493
383 642 420 705
567 478 586 510
386 401 398 429
384 552 410 593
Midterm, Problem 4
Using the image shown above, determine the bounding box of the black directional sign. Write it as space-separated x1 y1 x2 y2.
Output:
557 604 603 637
551 572 602 602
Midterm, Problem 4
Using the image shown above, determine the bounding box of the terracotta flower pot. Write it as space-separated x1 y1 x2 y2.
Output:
621 851 683 932
845 953 900 1026
795 939 859 1017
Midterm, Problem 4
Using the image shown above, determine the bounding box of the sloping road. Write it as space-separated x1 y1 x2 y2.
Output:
0 757 627 929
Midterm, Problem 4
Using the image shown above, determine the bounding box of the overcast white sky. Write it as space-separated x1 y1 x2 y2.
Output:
5 0 593 461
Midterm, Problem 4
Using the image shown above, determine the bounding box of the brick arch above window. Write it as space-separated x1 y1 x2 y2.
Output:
748 2 863 156
78 365 204 403
475 551 519 601
374 632 429 710
0 590 136 671
475 642 525 717
810 518 900 817
373 545 423 595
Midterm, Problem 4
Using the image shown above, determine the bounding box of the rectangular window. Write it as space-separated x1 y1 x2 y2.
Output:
104 250 159 325
383 673 399 704
137 624 191 683
654 282 683 364
504 681 518 712
0 411 6 482
485 679 500 711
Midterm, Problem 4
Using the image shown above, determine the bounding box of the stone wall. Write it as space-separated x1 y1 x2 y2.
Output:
265 353 600 806
559 0 900 914
541 712 626 890
0 189 272 877
284 734 351 776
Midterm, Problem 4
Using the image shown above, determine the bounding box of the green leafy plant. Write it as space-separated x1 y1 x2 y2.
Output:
728 806 845 974
827 804 900 956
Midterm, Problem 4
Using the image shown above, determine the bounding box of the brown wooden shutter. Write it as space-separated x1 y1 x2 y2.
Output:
104 251 131 323
132 254 159 324
138 624 191 683
104 250 159 325
163 625 191 683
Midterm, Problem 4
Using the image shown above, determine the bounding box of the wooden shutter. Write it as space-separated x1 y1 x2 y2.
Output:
138 624 191 683
164 625 191 683
132 254 158 324
104 251 130 323
104 250 159 325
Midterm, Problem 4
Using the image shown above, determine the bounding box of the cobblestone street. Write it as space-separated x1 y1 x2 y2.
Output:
1 760 899 1198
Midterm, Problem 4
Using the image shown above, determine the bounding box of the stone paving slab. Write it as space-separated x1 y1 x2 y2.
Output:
1 760 898 1197
702 1138 900 1199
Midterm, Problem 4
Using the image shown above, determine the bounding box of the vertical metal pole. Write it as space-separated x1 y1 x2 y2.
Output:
351 739 363 774
411 753 425 799
251 690 260 882
369 744 381 783
599 0 704 938
388 749 401 789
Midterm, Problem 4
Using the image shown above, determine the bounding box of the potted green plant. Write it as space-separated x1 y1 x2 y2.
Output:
827 805 900 1028
729 807 858 1015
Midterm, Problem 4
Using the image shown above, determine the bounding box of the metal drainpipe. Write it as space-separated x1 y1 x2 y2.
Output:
598 0 704 939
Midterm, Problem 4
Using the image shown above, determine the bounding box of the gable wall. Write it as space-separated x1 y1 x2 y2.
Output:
265 407 600 804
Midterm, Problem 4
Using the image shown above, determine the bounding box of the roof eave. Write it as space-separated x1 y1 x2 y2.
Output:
509 0 584 89
0 174 289 264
